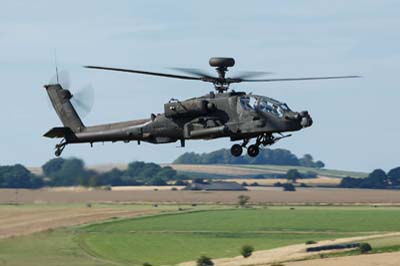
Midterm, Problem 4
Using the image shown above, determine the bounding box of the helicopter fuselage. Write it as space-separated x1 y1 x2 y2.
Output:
48 87 312 150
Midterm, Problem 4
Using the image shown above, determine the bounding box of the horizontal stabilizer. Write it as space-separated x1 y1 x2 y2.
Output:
43 127 73 138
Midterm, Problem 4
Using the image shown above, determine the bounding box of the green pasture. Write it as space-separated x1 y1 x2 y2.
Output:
0 206 399 266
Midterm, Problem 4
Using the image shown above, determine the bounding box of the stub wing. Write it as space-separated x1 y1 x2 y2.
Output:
43 127 74 138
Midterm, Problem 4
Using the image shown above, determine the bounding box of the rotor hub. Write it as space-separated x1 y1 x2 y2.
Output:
208 57 236 93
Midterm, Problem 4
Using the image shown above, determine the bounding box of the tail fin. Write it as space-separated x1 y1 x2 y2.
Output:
44 84 85 133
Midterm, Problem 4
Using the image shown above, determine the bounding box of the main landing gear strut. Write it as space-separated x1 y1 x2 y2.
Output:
230 133 292 157
55 139 67 157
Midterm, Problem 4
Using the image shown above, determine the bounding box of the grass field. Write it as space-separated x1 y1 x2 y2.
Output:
1 206 400 266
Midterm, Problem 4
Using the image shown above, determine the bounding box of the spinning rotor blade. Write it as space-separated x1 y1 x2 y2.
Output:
171 67 216 79
71 84 94 118
237 75 361 83
231 71 272 80
84 66 203 81
84 62 360 93
48 70 94 117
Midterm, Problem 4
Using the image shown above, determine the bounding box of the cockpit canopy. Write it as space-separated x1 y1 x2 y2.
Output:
239 95 291 117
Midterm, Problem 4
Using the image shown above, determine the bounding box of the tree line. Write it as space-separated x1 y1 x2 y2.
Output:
2 157 400 190
0 158 187 189
173 148 325 168
340 167 400 189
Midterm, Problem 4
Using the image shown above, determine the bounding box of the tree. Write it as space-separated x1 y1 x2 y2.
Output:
360 169 387 189
315 160 325 169
126 161 146 178
156 166 177 180
340 177 362 188
240 245 254 258
147 177 167 186
196 256 214 266
359 243 372 254
286 169 301 183
42 158 65 177
299 154 314 167
54 158 87 186
388 167 400 185
97 168 124 186
173 148 324 168
0 164 43 188
238 195 250 207
42 158 90 186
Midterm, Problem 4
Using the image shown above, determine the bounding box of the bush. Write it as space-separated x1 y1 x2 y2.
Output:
282 183 296 191
142 263 152 266
196 255 214 266
171 187 178 191
238 195 250 207
240 245 254 258
360 243 372 253
305 240 317 245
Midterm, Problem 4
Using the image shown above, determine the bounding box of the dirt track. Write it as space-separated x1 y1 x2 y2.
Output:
179 233 400 266
286 251 400 266
1 187 400 204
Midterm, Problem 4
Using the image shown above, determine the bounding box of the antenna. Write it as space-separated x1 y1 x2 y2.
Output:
54 49 59 84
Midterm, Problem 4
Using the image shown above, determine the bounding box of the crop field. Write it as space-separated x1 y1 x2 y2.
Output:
0 203 185 239
166 164 368 179
2 187 400 204
1 206 400 266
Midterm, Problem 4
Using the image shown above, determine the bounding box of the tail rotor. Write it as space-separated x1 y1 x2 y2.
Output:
48 70 95 118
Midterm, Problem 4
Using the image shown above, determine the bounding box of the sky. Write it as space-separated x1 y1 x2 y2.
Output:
0 0 399 172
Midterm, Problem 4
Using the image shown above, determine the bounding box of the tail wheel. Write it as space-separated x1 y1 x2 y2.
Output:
230 144 243 157
247 145 259 157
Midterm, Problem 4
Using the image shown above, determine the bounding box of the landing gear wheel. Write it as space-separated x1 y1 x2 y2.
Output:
55 149 62 157
247 145 259 157
230 144 243 157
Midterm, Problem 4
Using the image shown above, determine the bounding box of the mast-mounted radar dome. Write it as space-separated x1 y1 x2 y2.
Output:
209 57 235 68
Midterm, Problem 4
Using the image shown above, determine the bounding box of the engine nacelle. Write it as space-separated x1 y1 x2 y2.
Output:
164 99 208 118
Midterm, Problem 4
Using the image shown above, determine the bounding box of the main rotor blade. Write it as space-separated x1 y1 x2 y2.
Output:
231 71 273 80
84 66 203 81
171 67 216 79
238 75 361 83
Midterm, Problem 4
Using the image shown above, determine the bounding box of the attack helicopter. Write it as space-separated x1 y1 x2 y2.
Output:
44 57 359 157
